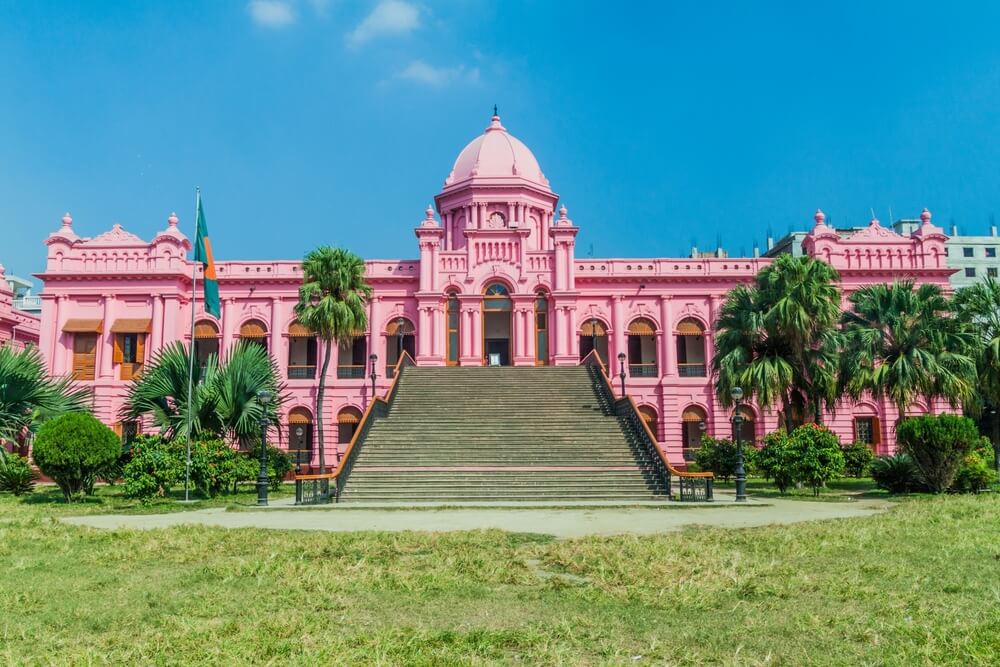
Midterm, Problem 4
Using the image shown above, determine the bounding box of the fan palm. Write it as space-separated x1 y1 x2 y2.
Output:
713 255 842 430
841 281 976 422
294 246 372 473
121 340 285 448
952 277 1000 472
0 345 91 456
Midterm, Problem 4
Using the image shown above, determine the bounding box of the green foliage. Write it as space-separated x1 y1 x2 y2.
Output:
186 438 246 498
121 341 285 449
0 452 36 495
897 414 980 493
32 413 120 502
841 282 976 419
787 424 845 495
870 454 923 493
260 444 293 490
841 442 875 477
694 436 755 482
122 436 184 500
755 430 797 494
0 344 90 446
713 255 842 430
951 451 997 493
294 245 372 475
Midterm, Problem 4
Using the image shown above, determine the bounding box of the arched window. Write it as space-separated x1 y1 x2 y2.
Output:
337 336 368 378
735 406 756 445
446 292 460 366
484 283 510 298
535 291 549 365
676 318 706 377
386 317 415 376
627 318 658 377
853 409 881 451
287 407 313 466
194 320 220 368
240 319 268 352
638 405 658 441
681 405 708 461
287 321 317 379
337 406 363 446
579 318 609 365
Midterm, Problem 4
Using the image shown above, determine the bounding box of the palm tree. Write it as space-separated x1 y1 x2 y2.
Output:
952 277 1000 473
841 281 976 422
294 246 372 473
0 345 91 457
122 340 285 448
713 255 842 430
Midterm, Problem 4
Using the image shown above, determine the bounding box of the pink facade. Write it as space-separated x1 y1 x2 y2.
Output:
0 264 40 350
35 114 954 466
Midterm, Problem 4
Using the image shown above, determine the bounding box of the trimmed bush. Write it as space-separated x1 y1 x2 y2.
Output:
756 430 796 494
788 424 845 495
694 437 756 482
186 438 244 498
122 436 184 500
32 413 120 502
870 454 921 493
897 414 980 493
841 442 875 478
0 453 36 496
951 450 997 493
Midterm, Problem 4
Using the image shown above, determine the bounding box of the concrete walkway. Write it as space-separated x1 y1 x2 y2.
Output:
62 496 892 539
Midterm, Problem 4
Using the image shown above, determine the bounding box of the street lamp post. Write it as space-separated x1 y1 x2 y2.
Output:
730 386 748 502
369 353 378 397
256 389 273 507
617 352 627 397
293 425 304 475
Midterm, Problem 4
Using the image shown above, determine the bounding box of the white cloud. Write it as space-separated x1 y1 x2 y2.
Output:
396 60 480 87
248 0 296 28
347 0 419 47
306 0 331 17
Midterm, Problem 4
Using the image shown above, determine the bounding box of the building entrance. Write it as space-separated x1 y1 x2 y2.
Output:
482 283 512 365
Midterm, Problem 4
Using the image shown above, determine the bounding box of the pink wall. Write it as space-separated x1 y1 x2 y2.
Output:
33 116 957 467
0 265 40 350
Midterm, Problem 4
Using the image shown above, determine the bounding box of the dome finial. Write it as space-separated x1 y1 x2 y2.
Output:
61 212 73 228
493 103 498 118
167 212 179 228
921 207 932 224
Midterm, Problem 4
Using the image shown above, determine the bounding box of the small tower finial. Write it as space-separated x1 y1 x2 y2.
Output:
493 103 498 117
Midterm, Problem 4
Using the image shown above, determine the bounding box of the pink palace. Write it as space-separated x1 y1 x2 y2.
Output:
35 113 954 466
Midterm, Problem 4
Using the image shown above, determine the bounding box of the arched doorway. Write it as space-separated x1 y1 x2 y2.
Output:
287 321 317 379
193 320 220 368
482 283 512 366
385 317 415 376
534 291 549 365
579 317 609 365
627 318 658 377
638 405 658 441
676 318 707 377
287 407 313 467
240 319 268 352
681 405 708 461
446 291 460 366
337 407 363 448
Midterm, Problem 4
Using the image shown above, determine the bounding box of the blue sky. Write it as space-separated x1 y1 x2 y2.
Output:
2 1 1000 281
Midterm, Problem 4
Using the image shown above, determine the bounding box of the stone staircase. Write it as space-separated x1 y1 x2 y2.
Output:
339 366 669 502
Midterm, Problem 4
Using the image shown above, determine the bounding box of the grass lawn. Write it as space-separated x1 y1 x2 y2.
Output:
716 476 891 502
1 488 998 665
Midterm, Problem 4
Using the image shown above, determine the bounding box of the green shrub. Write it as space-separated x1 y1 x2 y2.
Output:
694 436 756 482
0 453 36 496
756 430 797 494
237 445 295 492
841 442 875 477
32 413 120 502
122 436 184 500
186 438 245 498
788 424 845 496
870 454 922 493
951 451 997 493
897 414 980 493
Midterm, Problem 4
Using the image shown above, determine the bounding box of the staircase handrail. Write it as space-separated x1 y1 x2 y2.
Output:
579 350 714 500
294 351 416 503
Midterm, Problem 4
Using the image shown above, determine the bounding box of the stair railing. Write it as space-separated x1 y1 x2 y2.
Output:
294 351 416 504
580 350 714 501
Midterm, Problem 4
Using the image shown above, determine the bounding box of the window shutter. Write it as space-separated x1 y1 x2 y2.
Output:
136 334 145 364
113 335 123 364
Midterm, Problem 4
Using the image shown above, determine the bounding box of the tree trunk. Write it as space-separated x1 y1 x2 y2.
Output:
316 338 333 474
781 394 794 432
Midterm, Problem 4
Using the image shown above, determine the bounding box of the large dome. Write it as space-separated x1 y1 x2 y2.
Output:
444 113 550 190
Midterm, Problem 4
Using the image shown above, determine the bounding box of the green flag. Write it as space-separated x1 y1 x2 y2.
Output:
193 195 221 318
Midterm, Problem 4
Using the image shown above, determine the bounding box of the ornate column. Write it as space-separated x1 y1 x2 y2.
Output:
472 308 483 363
661 296 675 376
221 298 236 353
270 298 284 365
150 295 164 353
611 295 625 369
99 294 115 379
418 306 431 359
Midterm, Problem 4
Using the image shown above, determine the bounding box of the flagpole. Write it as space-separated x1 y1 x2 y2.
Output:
184 187 200 502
